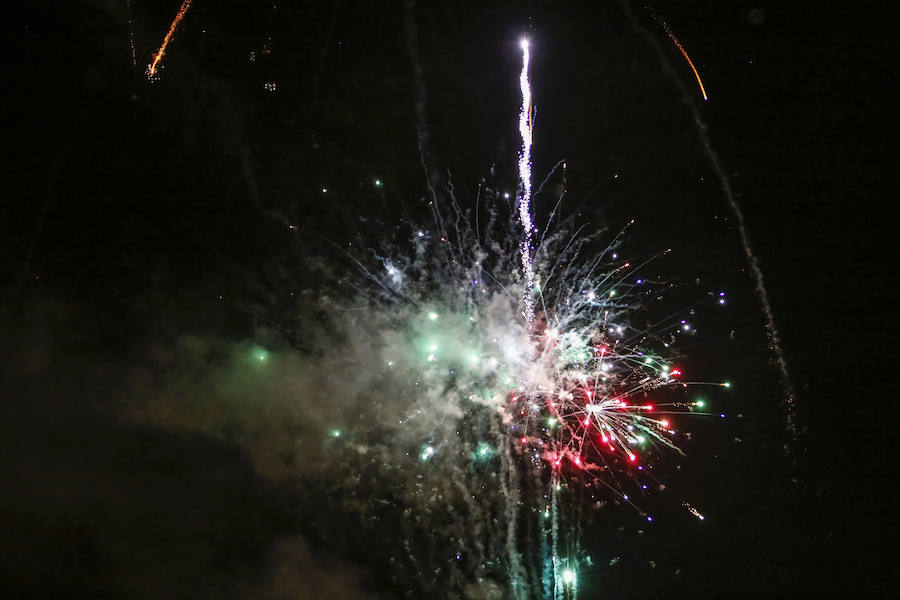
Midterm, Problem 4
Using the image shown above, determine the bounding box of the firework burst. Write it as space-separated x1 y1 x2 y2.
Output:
261 35 734 598
255 32 726 600
306 167 723 597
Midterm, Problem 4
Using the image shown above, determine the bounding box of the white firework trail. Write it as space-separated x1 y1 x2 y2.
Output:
518 39 536 325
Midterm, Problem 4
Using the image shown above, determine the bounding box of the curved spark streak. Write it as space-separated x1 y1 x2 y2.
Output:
518 39 536 323
146 0 193 79
651 11 708 101
628 2 797 456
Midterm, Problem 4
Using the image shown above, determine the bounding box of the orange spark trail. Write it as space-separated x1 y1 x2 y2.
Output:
146 0 193 79
650 10 708 101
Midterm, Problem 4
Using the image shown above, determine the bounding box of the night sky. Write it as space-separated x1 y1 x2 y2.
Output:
2 1 895 598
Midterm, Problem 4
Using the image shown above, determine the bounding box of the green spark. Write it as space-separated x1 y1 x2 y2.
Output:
472 441 494 462
420 445 435 461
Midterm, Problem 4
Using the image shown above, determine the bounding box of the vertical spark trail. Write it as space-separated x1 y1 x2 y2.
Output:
550 472 561 600
146 0 193 79
648 9 708 101
623 1 798 458
518 39 536 324
126 0 137 67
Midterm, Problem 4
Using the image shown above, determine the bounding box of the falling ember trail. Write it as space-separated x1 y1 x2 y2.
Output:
623 1 798 459
146 0 193 79
518 39 536 323
647 9 708 101
126 0 137 67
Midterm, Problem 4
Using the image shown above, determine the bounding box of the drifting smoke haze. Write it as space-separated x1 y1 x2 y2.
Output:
2 185 710 598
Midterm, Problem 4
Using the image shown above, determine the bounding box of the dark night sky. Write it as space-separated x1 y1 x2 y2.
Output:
1 1 895 598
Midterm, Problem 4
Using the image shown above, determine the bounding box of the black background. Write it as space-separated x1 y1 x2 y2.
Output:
2 1 895 597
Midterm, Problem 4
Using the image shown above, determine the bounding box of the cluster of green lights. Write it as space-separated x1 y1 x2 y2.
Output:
560 337 591 364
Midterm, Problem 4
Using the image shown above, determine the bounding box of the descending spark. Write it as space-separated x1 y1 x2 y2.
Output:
146 0 193 79
648 9 708 101
624 1 798 458
126 0 137 67
518 39 536 323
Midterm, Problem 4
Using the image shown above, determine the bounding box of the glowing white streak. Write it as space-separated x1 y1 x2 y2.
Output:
518 39 535 324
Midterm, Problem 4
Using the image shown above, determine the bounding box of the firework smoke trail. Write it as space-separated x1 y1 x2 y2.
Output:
623 1 798 456
647 8 708 101
404 0 441 207
518 39 536 324
146 0 192 79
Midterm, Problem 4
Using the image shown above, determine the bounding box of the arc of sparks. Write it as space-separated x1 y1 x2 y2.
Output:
146 0 193 79
518 38 536 324
650 10 708 101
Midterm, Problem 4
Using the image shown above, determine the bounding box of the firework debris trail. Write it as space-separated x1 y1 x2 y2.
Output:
623 1 799 459
646 7 708 101
146 0 193 79
126 0 137 68
404 0 442 212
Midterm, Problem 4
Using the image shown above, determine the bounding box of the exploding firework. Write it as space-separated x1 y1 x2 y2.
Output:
317 170 721 598
244 35 730 599
146 0 193 80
